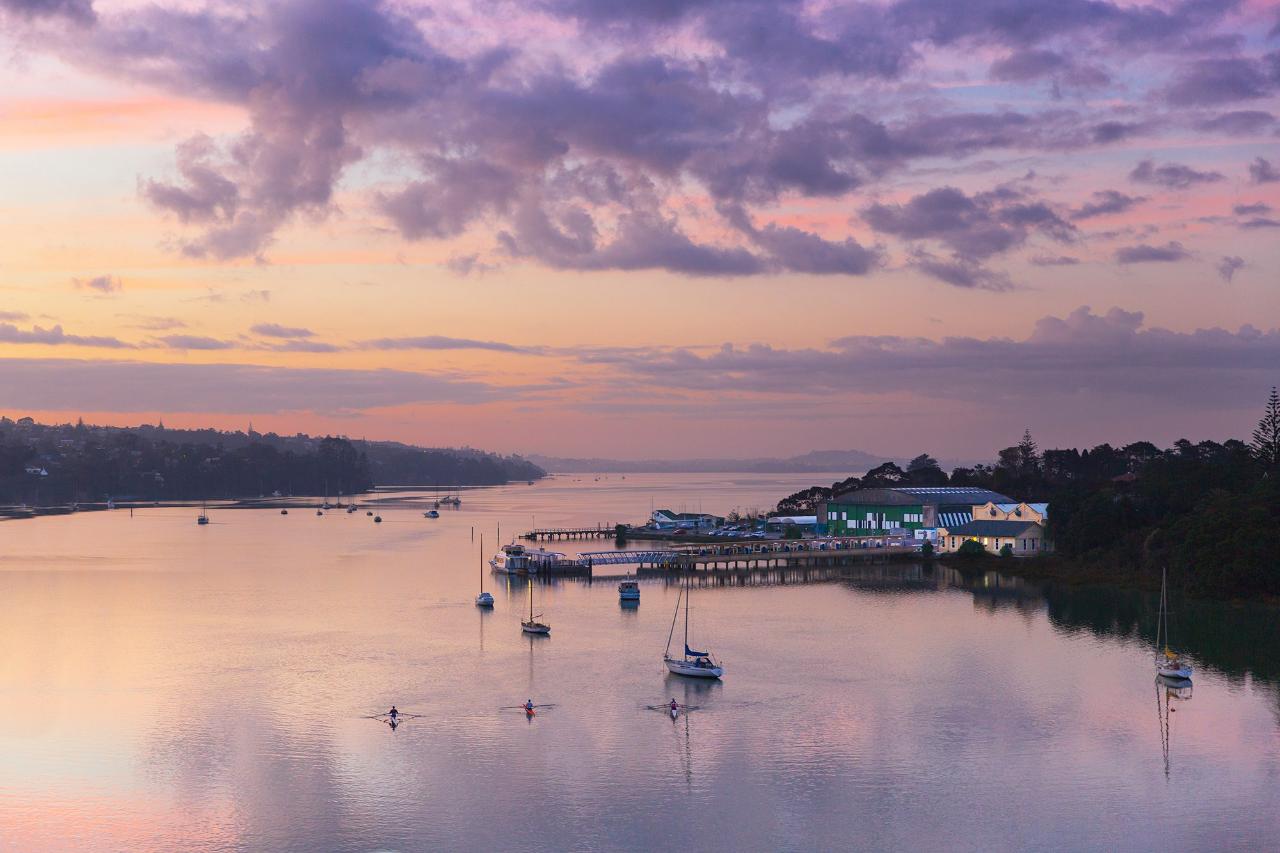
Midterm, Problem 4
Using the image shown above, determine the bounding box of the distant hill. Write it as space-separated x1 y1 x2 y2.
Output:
526 449 897 474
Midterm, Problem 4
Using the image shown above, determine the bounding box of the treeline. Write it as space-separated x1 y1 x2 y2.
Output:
0 417 545 504
777 388 1280 599
364 443 544 486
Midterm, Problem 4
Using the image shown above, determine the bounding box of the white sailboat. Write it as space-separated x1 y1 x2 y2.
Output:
521 579 550 634
664 574 722 678
197 500 210 525
476 534 494 607
1155 566 1192 681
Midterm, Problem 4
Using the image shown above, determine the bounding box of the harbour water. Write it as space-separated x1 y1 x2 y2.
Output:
1 473 1277 851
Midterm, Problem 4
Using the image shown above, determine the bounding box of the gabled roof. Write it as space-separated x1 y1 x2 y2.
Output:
941 520 1042 537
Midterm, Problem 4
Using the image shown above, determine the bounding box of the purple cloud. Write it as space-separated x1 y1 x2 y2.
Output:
1249 157 1279 184
1194 110 1275 135
359 335 536 354
0 0 93 24
0 322 130 348
73 274 122 295
1129 159 1225 189
1163 57 1278 106
584 307 1279 410
0 358 507 413
1217 255 1244 282
863 185 1073 260
1071 190 1145 220
250 323 314 339
1114 241 1191 264
1030 255 1080 266
157 334 235 350
6 0 1267 286
909 252 1013 291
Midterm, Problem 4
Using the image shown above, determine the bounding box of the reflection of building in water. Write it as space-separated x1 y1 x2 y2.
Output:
1156 676 1193 778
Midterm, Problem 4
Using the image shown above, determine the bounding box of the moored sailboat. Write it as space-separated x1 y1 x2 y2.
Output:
1155 566 1192 681
664 574 722 678
476 534 494 607
521 579 550 634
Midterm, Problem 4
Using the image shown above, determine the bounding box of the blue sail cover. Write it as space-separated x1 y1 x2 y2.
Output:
685 644 708 658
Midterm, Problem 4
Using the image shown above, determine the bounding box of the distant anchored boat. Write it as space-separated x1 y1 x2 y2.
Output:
619 580 640 602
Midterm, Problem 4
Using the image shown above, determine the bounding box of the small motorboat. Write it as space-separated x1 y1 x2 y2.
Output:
425 510 440 518
374 515 383 523
618 580 640 602
281 509 288 515
316 509 323 516
476 591 494 607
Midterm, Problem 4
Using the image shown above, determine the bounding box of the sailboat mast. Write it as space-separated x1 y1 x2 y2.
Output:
684 573 690 660
1156 566 1166 654
480 534 484 594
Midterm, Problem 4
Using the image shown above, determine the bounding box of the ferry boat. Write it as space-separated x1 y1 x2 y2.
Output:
618 580 640 602
490 543 565 575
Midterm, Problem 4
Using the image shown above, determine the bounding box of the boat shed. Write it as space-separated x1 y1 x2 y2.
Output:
821 486 1013 537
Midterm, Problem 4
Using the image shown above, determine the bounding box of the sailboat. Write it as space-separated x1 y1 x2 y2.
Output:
521 579 550 634
476 535 494 607
1155 566 1192 681
197 500 210 525
664 574 722 678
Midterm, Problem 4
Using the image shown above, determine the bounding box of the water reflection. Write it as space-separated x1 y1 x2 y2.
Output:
1156 676 1193 778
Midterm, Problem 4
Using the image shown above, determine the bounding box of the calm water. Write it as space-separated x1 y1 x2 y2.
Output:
1 473 1277 852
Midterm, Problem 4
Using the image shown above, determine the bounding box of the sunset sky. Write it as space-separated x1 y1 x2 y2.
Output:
0 0 1277 459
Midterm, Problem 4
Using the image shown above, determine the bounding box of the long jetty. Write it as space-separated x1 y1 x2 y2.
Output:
576 538 919 572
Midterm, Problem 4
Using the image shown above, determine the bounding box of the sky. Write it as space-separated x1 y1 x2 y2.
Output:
0 0 1277 460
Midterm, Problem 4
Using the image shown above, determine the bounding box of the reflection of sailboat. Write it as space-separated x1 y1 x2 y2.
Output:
1155 566 1192 680
664 574 722 678
476 534 494 607
1155 675 1192 778
521 580 550 634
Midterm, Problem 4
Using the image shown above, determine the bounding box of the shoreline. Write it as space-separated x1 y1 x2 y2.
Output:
937 553 1280 607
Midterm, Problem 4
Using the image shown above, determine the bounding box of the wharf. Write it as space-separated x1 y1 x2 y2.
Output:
577 539 919 572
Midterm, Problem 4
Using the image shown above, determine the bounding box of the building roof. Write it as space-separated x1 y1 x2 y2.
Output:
938 511 971 529
653 509 722 520
767 515 817 525
941 520 1042 537
830 486 1013 506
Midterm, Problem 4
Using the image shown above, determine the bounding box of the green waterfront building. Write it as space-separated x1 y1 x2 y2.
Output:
821 486 1013 536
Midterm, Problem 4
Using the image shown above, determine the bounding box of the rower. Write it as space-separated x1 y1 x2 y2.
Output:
669 699 679 713
524 699 534 712
388 705 398 722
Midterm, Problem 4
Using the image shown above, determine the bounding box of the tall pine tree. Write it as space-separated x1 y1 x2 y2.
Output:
1251 386 1280 471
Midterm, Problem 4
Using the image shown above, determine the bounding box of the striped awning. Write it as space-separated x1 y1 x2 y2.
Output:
938 511 971 530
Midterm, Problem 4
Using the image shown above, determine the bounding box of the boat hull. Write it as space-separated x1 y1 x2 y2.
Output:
521 621 550 635
665 657 722 678
1158 665 1192 680
619 591 640 601
475 593 494 607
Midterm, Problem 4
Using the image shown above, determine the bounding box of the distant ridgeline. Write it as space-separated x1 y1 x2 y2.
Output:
777 404 1280 600
0 417 545 504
